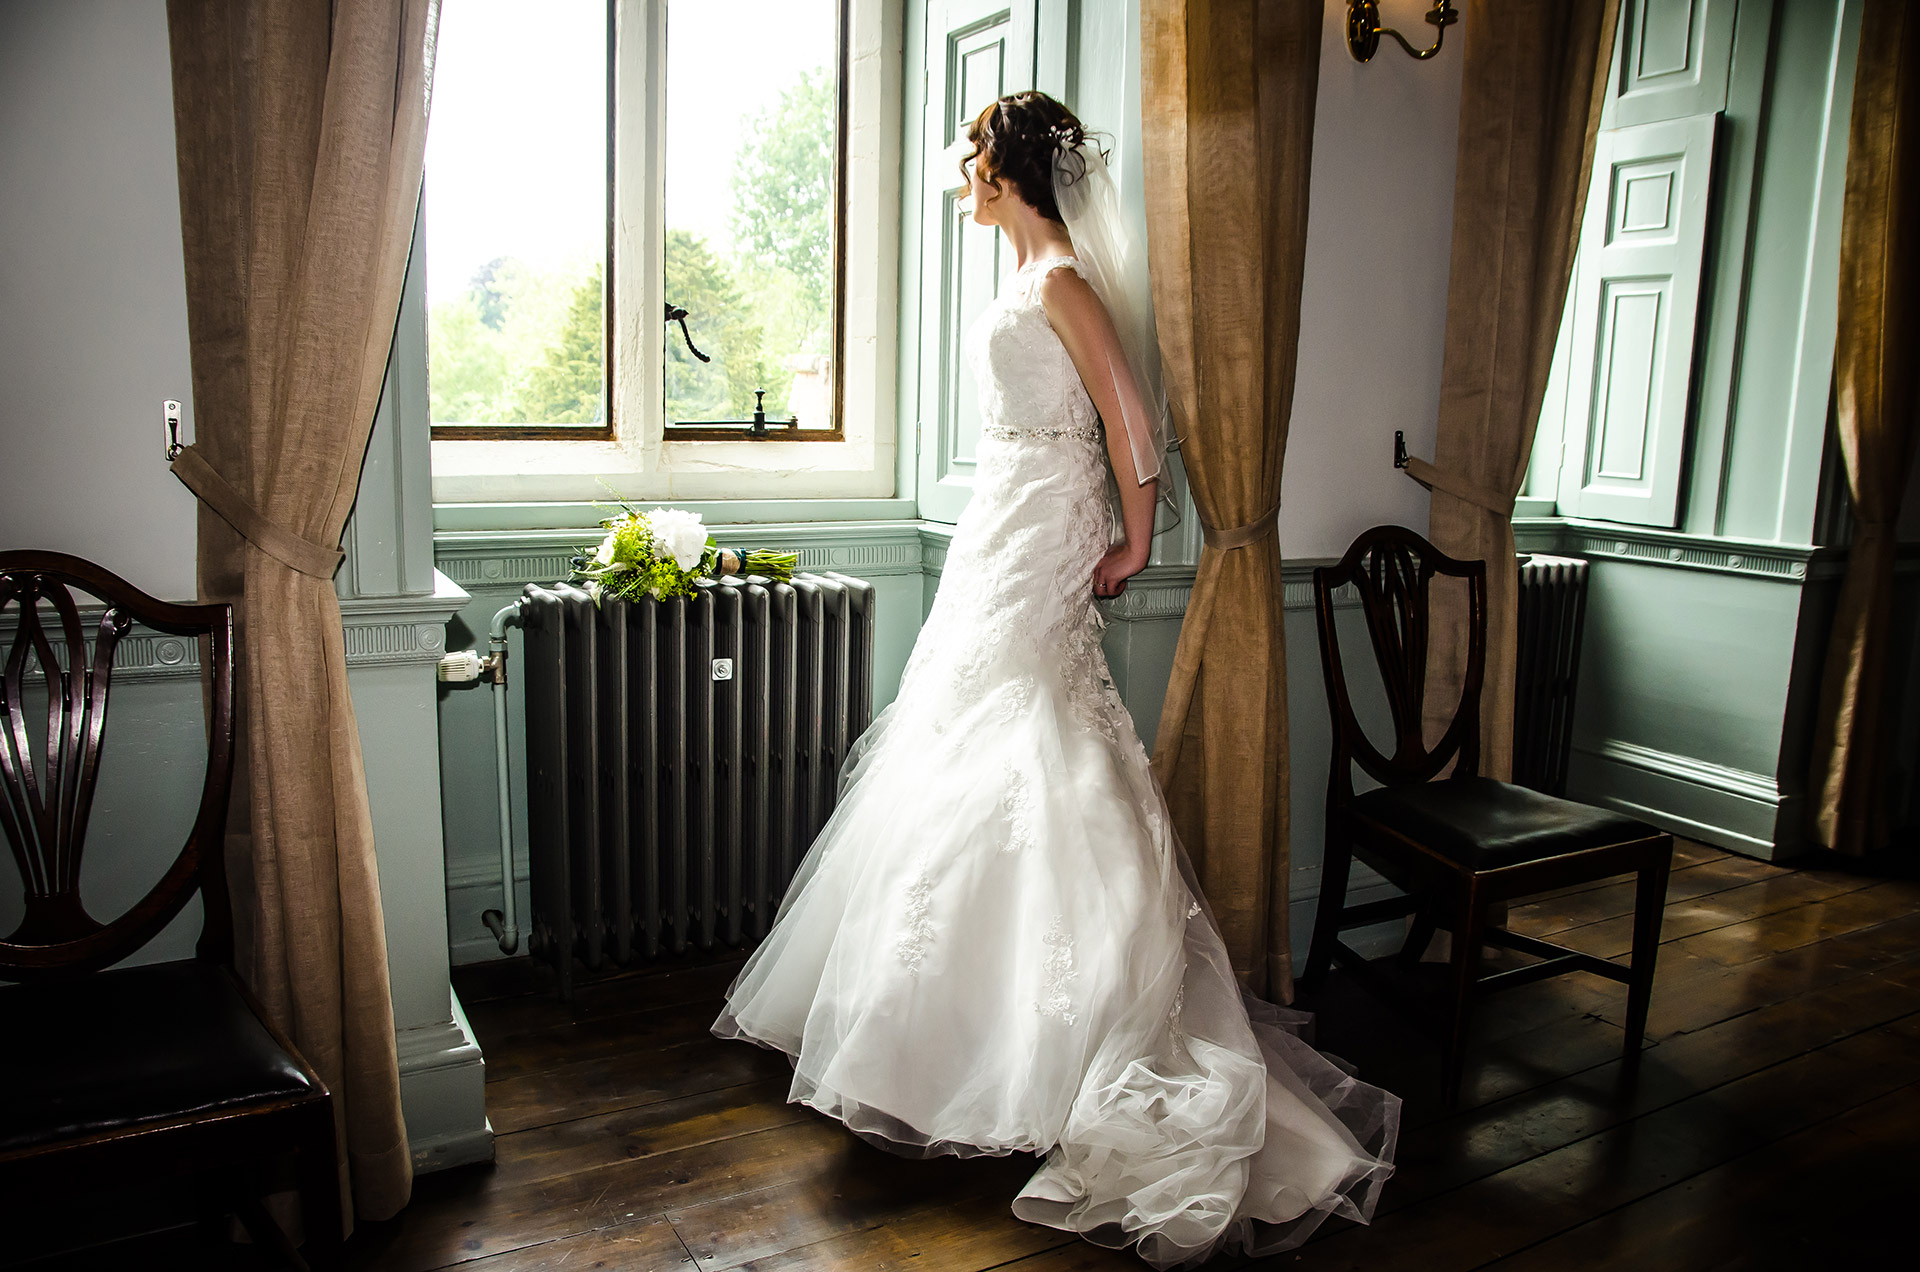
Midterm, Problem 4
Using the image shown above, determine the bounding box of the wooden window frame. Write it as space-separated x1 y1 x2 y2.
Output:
431 0 851 444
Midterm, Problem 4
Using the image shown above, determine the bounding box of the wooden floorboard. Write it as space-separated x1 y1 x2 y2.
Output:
21 839 1920 1271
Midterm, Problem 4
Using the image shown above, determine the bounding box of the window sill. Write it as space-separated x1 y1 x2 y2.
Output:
428 430 897 505
431 495 918 534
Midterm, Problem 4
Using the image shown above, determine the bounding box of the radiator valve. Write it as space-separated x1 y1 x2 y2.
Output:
438 650 484 683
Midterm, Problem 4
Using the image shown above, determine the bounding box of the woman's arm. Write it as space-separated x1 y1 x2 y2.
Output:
1038 267 1158 597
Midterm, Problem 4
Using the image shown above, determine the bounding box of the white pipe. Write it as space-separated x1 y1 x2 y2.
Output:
481 600 523 954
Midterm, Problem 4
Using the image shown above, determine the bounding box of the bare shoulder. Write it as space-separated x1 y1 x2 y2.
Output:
1036 262 1112 342
1035 260 1097 309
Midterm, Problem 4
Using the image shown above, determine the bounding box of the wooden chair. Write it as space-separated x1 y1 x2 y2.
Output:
1304 526 1673 1104
0 551 339 1266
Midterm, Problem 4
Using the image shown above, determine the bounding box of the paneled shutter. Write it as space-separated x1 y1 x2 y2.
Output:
1556 113 1718 526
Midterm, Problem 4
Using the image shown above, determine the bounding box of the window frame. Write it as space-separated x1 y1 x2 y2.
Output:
427 0 619 444
661 0 850 443
428 0 901 505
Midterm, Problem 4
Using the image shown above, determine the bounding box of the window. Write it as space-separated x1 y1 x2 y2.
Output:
661 0 845 440
425 1 611 441
426 0 901 503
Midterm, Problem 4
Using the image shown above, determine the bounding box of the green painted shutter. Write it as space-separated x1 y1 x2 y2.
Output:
1611 0 1736 126
912 1 1066 524
1556 112 1718 527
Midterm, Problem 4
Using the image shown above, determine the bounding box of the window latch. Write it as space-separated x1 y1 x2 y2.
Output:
664 302 712 363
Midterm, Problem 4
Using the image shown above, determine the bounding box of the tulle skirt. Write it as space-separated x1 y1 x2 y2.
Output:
712 630 1399 1268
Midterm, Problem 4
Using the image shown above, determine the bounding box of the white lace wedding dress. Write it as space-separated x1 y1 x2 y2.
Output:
713 256 1398 1268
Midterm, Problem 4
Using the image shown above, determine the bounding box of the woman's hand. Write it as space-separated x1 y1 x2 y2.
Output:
1092 540 1149 599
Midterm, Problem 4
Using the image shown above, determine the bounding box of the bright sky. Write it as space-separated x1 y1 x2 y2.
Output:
424 0 835 304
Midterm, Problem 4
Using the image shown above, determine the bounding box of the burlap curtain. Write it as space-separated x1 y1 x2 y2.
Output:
1809 0 1920 856
1141 0 1320 1002
1404 0 1618 778
166 0 438 1229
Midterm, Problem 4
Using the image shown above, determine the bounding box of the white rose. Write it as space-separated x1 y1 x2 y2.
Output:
592 529 619 567
644 507 708 572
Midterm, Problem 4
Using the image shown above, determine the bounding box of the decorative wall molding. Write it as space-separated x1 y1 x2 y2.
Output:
1514 517 1836 582
436 521 933 595
439 552 577 590
0 607 205 683
447 856 530 892
338 572 470 668
908 534 1354 621
11 625 206 683
394 991 493 1173
2 573 470 683
1574 737 1782 806
1108 568 1194 620
1570 737 1797 860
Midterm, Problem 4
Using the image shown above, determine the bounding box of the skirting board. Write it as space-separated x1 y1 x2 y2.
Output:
396 989 494 1174
1569 738 1801 861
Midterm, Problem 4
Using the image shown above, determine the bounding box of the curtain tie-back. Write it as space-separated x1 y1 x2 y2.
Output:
1199 498 1281 551
1402 456 1517 518
170 445 345 580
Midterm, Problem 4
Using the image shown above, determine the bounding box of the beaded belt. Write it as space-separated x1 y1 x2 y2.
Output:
982 423 1102 444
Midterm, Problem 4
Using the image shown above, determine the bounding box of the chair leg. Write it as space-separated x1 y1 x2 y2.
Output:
1303 829 1354 992
1399 900 1438 968
236 1195 312 1272
1441 886 1487 1108
1623 840 1673 1060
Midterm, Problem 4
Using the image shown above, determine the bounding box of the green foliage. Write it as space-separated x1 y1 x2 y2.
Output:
665 229 790 422
428 256 600 426
427 66 837 430
520 264 605 425
731 68 835 352
470 257 512 330
571 506 796 607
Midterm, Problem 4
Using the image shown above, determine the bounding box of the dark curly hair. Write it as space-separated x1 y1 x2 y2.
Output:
959 91 1102 223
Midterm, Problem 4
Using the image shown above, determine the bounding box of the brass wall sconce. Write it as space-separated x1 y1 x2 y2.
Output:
1347 0 1459 63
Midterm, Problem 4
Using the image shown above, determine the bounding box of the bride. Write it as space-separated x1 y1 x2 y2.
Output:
713 91 1398 1268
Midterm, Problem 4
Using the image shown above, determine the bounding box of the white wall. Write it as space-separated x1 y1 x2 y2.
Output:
1284 0 1461 561
0 0 199 601
0 0 1459 589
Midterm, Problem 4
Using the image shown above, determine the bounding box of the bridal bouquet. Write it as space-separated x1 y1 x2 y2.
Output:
572 505 797 604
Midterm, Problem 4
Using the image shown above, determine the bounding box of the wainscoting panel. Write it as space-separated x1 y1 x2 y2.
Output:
436 526 1409 970
1518 517 1849 861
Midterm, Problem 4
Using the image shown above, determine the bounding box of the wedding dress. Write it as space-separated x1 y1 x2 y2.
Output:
712 256 1398 1268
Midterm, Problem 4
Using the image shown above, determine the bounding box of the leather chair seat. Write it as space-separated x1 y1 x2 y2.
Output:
1350 776 1657 871
0 961 320 1154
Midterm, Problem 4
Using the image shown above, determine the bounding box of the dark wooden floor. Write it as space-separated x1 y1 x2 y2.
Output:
26 839 1920 1270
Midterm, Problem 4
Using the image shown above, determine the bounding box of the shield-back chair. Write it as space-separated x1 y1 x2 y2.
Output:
0 550 338 1265
1305 525 1673 1105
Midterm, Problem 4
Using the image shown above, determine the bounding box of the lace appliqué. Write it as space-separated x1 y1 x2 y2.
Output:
1036 916 1080 1024
1186 900 1201 919
1061 610 1130 746
1002 760 1037 853
897 871 936 974
995 674 1036 722
1165 982 1192 1062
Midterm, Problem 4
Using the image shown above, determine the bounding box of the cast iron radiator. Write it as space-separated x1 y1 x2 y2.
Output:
1512 553 1590 797
518 573 875 996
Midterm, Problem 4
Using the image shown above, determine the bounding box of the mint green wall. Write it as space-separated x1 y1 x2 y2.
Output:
0 652 209 967
1528 0 1857 542
1510 0 1866 861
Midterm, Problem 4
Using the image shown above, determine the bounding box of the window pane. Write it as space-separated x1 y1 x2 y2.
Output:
664 0 839 427
426 1 608 431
